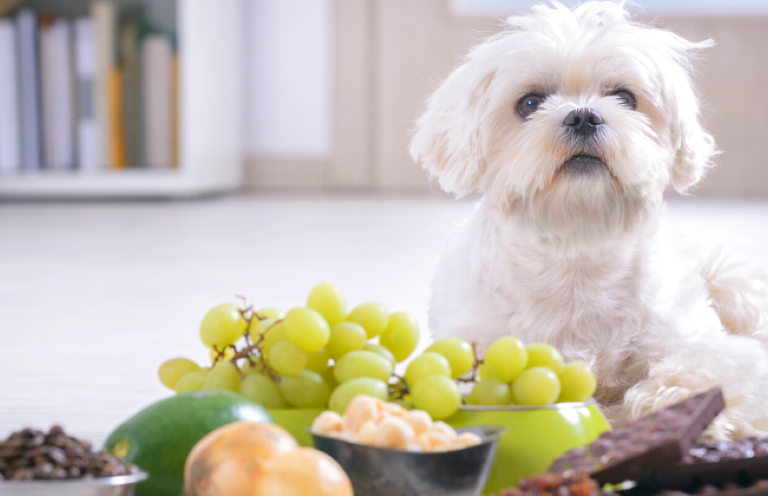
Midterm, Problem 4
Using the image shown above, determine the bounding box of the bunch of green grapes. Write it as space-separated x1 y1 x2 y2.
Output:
463 338 597 407
157 283 598 421
394 336 596 419
157 283 421 412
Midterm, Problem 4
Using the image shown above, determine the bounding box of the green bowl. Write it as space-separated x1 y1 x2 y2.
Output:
267 408 324 447
446 400 610 494
268 400 610 495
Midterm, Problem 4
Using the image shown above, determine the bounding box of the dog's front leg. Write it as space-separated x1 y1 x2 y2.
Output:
618 333 768 440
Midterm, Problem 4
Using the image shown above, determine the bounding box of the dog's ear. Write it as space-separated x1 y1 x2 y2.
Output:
664 38 718 194
410 55 496 197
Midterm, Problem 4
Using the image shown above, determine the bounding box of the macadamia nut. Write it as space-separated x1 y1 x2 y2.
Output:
374 416 416 450
343 395 382 433
312 394 481 453
311 411 343 435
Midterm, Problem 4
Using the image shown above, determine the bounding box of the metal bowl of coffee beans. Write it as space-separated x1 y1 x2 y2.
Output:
0 426 148 496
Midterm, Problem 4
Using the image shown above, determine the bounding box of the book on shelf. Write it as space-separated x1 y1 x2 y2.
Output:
92 0 115 169
16 8 42 171
119 19 141 167
142 34 173 168
74 17 98 171
0 19 21 174
40 18 75 170
108 67 127 168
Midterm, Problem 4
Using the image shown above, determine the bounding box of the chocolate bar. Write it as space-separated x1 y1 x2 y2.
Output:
549 388 726 484
652 438 768 490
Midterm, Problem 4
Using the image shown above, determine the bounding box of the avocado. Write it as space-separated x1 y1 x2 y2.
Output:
104 390 272 496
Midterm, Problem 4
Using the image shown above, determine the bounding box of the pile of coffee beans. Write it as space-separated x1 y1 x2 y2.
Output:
488 472 604 496
0 426 139 481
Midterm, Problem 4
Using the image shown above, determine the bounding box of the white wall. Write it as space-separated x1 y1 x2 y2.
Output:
245 0 333 159
451 0 768 15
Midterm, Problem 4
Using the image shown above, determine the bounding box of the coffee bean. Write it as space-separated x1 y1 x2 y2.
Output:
27 434 45 448
5 437 25 449
34 462 54 479
10 467 34 480
10 457 32 470
51 467 68 479
47 446 67 465
0 447 22 459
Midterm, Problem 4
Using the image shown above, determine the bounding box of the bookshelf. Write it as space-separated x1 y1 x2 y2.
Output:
0 0 243 199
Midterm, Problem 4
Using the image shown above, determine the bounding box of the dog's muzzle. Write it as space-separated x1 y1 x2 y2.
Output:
561 154 607 175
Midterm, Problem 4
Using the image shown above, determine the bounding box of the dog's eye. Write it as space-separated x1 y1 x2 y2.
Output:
611 89 637 110
517 93 546 118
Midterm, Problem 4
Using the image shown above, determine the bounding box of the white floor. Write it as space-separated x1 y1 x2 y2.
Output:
1 193 767 447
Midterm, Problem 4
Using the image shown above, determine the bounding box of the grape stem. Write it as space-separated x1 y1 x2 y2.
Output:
221 296 281 382
388 374 409 399
453 341 486 384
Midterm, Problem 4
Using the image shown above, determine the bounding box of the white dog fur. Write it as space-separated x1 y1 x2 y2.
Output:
410 1 768 439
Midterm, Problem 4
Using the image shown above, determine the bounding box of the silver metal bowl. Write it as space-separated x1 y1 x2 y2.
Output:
312 425 505 496
0 472 148 496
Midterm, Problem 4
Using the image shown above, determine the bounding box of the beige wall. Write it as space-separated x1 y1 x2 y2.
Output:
247 0 768 196
668 15 768 196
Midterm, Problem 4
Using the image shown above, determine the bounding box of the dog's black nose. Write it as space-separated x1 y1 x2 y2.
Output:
564 108 603 135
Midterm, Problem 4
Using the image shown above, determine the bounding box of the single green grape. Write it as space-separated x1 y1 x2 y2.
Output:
306 282 347 326
346 302 389 338
379 312 419 362
305 347 330 375
240 373 288 408
175 370 207 393
404 352 452 387
558 361 597 402
249 318 287 355
158 358 200 390
363 343 396 365
485 336 528 382
334 350 393 383
254 307 284 320
328 378 388 414
411 375 461 420
512 366 561 406
326 322 367 360
240 359 266 375
279 370 331 408
525 343 565 375
283 307 330 353
268 340 307 375
478 363 488 379
425 338 474 379
201 361 240 392
466 377 512 406
199 303 247 350
322 366 339 390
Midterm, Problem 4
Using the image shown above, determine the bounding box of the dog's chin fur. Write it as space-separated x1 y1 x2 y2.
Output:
410 1 768 439
511 167 656 257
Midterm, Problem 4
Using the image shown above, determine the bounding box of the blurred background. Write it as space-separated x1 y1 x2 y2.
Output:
1 0 767 445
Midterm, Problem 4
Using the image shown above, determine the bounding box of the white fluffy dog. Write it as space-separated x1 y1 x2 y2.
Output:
410 1 768 439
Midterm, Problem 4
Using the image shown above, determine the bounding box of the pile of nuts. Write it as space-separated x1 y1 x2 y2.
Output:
311 395 482 452
0 426 139 481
